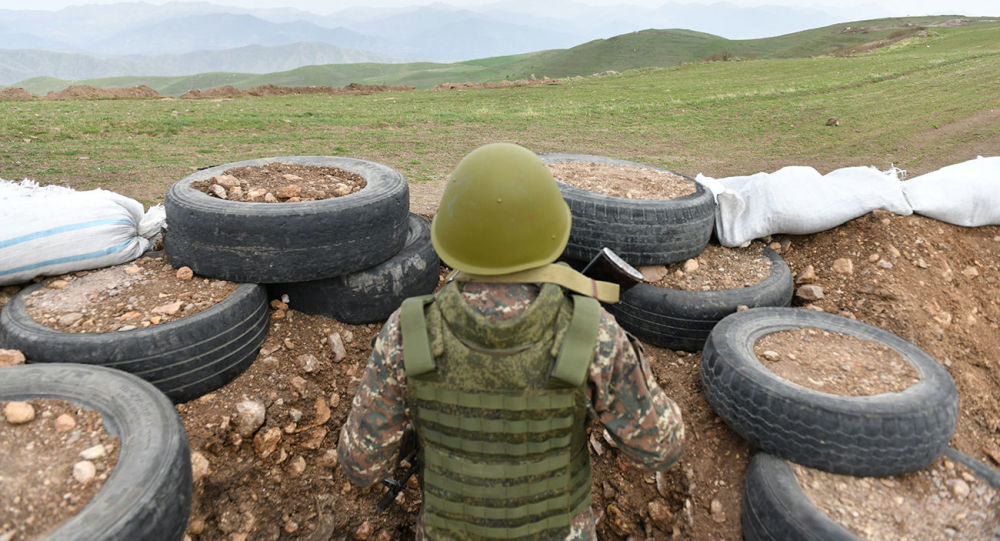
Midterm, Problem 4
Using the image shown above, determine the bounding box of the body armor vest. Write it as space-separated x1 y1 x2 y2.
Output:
400 281 601 540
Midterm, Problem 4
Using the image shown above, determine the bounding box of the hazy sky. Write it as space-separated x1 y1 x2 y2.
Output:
3 0 997 15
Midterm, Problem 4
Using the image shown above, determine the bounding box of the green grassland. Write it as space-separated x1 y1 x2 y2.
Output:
1 22 998 208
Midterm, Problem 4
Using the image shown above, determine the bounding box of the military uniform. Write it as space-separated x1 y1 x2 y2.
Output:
338 281 686 540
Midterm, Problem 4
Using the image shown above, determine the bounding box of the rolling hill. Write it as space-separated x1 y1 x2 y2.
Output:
7 15 998 97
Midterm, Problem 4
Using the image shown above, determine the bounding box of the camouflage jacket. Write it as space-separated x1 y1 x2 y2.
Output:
338 282 685 540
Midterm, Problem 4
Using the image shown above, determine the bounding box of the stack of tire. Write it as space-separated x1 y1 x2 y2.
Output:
699 307 1000 539
540 153 793 352
164 156 440 325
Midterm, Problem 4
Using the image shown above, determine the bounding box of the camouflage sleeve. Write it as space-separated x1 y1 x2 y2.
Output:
337 309 410 487
588 310 685 471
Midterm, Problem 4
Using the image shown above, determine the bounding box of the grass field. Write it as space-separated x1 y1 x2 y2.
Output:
2 23 998 208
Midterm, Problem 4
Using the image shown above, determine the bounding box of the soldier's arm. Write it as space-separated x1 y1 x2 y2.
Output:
588 311 685 471
337 310 410 487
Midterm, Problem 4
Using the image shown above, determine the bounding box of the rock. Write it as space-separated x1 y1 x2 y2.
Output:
796 265 817 284
333 183 352 197
228 187 243 199
887 245 901 258
264 193 278 203
300 427 328 450
796 284 824 301
710 498 726 523
589 433 605 456
270 299 288 311
57 312 84 327
290 376 307 392
282 174 302 182
916 258 929 269
4 401 35 424
152 301 184 315
48 279 70 289
682 259 699 273
73 460 97 483
769 241 782 252
80 444 106 459
284 521 299 534
760 350 781 362
54 413 76 432
210 184 228 199
375 530 392 541
0 349 26 367
639 265 668 282
176 266 194 280
329 332 347 362
247 188 267 200
277 185 301 199
123 265 142 275
253 427 282 458
962 266 980 279
191 451 211 483
868 253 880 263
647 500 671 531
297 354 319 373
289 455 306 476
353 520 373 540
329 393 341 409
877 259 893 269
832 258 854 275
948 479 970 498
119 311 143 320
235 399 267 437
214 174 241 189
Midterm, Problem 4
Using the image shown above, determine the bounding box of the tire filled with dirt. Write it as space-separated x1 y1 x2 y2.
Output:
0 363 191 540
164 156 410 283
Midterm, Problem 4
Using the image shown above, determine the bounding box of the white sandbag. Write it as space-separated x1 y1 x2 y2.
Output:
696 165 912 247
902 156 1000 227
0 179 165 286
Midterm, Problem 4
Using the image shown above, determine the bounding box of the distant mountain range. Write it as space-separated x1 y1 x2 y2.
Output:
0 0 878 85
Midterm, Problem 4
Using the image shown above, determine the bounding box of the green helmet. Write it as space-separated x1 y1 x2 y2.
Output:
431 143 571 275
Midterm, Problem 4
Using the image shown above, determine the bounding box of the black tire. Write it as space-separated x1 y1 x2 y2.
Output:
607 247 792 352
265 214 441 324
742 450 1000 540
539 153 714 266
0 363 191 541
701 307 958 477
0 282 268 403
742 452 860 541
164 156 410 283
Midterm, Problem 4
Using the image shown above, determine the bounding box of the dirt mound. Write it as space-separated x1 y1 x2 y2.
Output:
0 88 36 100
179 85 245 99
431 77 559 90
43 85 163 100
179 83 415 99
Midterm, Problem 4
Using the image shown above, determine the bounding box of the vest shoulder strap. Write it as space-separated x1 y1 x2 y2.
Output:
400 294 437 378
550 294 601 388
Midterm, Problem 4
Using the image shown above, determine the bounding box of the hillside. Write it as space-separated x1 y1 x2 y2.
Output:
8 15 996 96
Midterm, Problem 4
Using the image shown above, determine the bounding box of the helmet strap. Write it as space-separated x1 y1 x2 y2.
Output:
452 264 620 303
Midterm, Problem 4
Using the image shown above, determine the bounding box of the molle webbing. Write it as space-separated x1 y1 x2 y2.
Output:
399 287 601 540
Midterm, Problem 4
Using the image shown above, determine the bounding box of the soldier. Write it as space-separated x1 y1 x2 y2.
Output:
338 143 685 540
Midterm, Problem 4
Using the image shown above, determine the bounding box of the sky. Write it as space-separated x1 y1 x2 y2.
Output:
1 0 997 15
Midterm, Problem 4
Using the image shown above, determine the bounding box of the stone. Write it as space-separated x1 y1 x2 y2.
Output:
57 312 84 327
54 413 76 432
329 393 341 409
4 401 35 424
796 265 817 284
247 188 267 200
877 259 893 269
176 266 194 280
329 332 347 362
297 354 319 373
123 265 142 275
832 258 854 275
710 498 726 523
639 265 668 283
270 299 288 311
769 241 781 252
353 520 373 540
760 350 781 362
868 253 880 263
282 174 302 182
887 245 901 258
214 174 241 189
0 349 26 367
962 266 980 279
253 427 282 458
277 185 301 199
682 259 699 273
235 399 267 438
300 427 328 450
290 376 307 392
48 279 70 289
119 311 143 321
210 184 228 199
948 479 970 499
152 301 184 315
655 470 670 498
191 451 211 483
264 193 278 203
289 455 306 476
333 183 352 197
647 500 671 531
796 284 824 301
73 460 97 483
80 444 106 459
